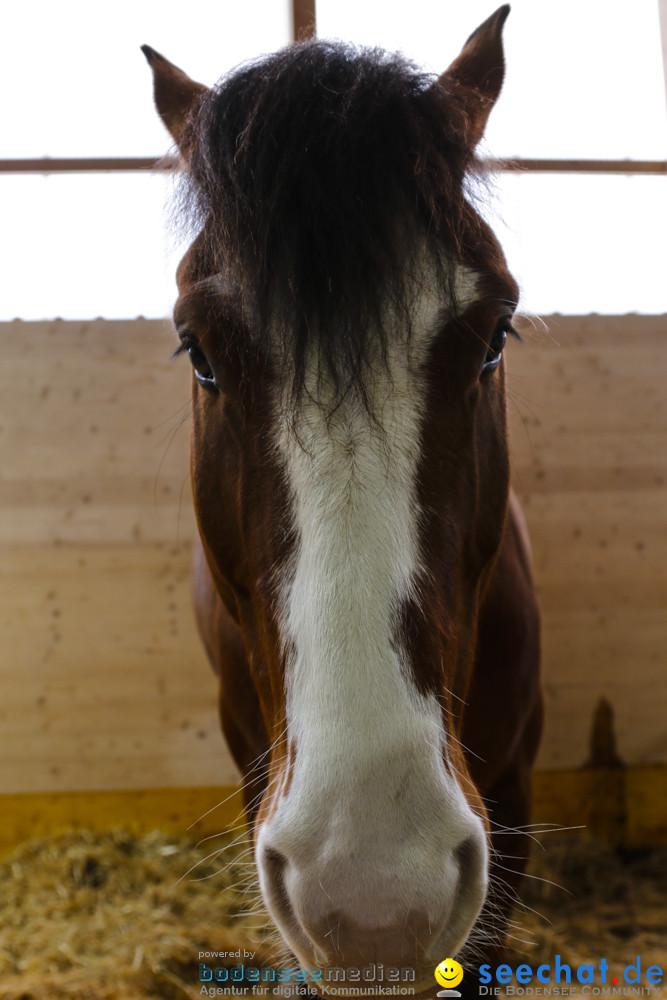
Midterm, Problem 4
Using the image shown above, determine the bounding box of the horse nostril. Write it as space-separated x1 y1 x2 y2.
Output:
262 845 292 912
455 835 483 882
263 846 287 871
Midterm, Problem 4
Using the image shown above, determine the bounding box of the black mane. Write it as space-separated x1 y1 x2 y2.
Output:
181 41 486 408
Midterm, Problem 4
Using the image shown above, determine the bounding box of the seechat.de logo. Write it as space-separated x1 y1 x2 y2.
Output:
435 958 464 997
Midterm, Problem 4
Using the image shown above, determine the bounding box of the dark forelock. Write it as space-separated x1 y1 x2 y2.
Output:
180 41 487 409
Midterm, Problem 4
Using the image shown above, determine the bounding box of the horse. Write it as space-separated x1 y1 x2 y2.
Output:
143 5 542 994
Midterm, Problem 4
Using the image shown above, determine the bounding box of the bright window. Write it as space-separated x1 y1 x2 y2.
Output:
1 0 665 319
317 0 667 160
1 0 291 157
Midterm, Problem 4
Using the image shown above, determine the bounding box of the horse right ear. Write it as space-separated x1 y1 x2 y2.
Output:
141 45 209 154
437 4 510 149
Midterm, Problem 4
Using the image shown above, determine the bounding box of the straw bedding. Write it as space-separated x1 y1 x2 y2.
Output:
0 828 274 1000
0 829 664 999
505 837 666 999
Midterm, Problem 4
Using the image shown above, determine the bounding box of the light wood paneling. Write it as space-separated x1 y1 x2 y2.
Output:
0 543 238 793
0 319 197 546
0 315 665 801
509 314 667 770
0 320 232 795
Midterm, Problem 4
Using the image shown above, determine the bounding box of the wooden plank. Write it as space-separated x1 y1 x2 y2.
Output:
0 543 237 794
0 786 246 860
532 765 667 849
625 764 667 847
0 157 171 173
1 767 665 862
0 319 195 545
1 157 665 174
506 314 667 772
537 668 667 773
494 158 667 174
292 0 316 41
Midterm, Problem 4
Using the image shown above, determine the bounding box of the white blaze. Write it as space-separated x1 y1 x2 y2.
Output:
262 265 486 953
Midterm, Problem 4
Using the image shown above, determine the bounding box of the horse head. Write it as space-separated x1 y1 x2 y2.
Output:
144 6 541 991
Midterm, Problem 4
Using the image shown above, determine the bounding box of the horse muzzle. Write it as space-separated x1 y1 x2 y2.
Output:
256 784 488 975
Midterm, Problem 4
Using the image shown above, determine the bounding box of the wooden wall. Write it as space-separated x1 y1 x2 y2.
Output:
509 314 666 771
0 319 230 795
1 315 665 805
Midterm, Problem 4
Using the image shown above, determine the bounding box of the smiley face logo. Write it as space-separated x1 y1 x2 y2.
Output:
435 958 464 989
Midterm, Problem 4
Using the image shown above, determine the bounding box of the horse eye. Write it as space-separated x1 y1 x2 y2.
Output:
481 321 511 377
174 335 218 391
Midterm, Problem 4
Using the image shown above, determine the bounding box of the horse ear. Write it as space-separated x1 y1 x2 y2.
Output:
437 4 510 148
141 45 209 153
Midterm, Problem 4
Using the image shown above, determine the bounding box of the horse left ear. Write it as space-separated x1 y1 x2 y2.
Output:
437 4 510 148
141 45 209 154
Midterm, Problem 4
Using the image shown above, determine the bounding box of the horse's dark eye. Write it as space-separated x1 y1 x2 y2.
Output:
173 335 218 392
189 344 216 387
481 322 511 377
